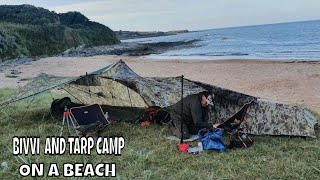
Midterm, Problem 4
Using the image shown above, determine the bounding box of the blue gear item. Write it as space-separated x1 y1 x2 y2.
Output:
198 128 226 152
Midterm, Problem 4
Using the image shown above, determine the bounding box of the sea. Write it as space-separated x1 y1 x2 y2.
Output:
123 20 320 61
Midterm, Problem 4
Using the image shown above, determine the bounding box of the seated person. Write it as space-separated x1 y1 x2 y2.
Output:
169 91 219 139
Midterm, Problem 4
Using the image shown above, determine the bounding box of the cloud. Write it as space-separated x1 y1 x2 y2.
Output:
90 10 175 21
50 0 117 13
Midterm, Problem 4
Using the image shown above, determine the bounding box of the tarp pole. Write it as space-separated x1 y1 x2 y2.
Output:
86 72 92 97
180 75 184 144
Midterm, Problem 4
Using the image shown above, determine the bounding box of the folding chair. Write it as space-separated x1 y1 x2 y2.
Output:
217 101 254 149
70 104 110 135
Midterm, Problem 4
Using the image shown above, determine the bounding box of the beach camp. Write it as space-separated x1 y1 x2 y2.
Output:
0 2 319 179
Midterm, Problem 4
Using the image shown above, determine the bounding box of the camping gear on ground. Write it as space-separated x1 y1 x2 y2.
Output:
229 129 253 149
70 104 110 135
166 134 199 142
134 106 170 126
177 143 189 153
218 101 254 149
1 60 317 137
198 128 226 152
187 142 204 154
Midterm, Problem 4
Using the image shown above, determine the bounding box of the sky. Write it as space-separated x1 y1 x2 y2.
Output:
0 0 320 31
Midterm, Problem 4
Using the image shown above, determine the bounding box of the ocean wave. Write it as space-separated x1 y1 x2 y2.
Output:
162 52 249 57
143 20 320 60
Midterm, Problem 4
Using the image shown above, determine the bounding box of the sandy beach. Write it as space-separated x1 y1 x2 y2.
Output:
0 55 319 113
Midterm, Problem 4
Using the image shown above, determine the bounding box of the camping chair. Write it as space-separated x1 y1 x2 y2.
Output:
70 104 110 135
217 101 254 149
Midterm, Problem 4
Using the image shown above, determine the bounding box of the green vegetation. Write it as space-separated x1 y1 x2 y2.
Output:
0 88 319 179
0 5 120 61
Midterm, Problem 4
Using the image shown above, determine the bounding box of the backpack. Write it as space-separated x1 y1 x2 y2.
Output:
50 97 83 119
135 106 170 125
50 97 72 118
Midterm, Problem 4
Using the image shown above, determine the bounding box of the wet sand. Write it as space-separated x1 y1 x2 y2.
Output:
0 55 319 113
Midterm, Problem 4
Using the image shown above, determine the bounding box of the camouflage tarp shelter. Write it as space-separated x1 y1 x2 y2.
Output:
0 60 317 137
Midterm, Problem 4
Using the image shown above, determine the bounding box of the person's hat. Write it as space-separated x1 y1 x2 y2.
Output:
206 94 214 106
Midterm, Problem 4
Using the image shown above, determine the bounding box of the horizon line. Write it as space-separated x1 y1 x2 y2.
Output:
116 19 320 32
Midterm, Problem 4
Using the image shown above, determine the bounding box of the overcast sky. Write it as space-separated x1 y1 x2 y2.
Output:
1 0 320 31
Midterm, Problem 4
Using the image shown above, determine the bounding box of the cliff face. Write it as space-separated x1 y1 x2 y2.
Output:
0 5 120 61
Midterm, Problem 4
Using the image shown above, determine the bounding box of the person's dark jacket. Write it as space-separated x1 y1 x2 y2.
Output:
170 94 211 131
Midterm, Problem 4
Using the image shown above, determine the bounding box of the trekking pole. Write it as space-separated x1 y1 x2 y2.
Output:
180 75 184 144
177 75 189 153
86 72 92 98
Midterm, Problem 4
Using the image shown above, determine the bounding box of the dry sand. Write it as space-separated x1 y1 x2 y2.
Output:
0 55 319 113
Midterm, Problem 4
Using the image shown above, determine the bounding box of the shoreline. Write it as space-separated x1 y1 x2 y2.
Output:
138 57 320 64
0 55 319 114
145 54 320 63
